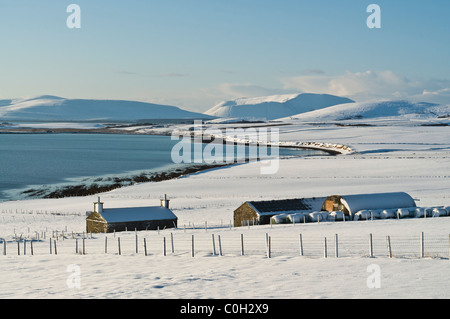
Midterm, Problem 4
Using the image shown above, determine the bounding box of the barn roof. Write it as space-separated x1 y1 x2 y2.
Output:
336 192 416 215
248 197 326 216
99 206 177 223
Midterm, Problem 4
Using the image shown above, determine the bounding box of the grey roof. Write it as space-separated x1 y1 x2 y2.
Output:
98 206 177 223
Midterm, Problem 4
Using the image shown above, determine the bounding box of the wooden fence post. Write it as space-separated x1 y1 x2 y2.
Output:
218 235 223 256
335 234 338 258
163 237 166 256
420 232 424 258
144 237 147 256
369 233 374 258
299 234 304 256
191 235 195 257
118 237 121 255
386 236 392 258
135 232 138 254
105 236 108 254
267 236 271 259
324 237 327 258
211 234 216 256
171 233 174 253
241 234 244 256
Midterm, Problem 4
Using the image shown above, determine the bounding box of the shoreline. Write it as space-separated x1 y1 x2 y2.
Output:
0 126 343 201
12 163 232 200
0 126 349 155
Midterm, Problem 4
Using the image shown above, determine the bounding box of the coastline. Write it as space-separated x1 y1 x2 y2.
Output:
0 125 350 155
13 163 231 200
0 125 342 201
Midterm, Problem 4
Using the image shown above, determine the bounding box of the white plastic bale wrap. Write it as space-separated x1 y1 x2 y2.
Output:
354 210 371 221
432 207 447 217
287 213 306 223
308 211 325 222
414 207 425 218
271 214 289 224
397 208 413 218
321 211 330 221
329 211 345 221
380 209 396 219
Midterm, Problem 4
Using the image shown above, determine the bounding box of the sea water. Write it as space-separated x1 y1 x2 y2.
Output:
0 133 326 201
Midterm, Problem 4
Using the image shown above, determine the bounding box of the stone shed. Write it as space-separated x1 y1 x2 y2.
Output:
86 196 177 233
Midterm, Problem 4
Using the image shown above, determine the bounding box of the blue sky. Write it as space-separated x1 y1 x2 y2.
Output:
0 0 449 111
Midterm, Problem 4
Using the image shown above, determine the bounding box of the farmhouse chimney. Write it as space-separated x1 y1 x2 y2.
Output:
94 197 104 213
160 194 170 209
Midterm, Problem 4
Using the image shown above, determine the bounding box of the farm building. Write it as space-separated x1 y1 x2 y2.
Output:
233 197 326 227
86 195 177 233
321 192 417 218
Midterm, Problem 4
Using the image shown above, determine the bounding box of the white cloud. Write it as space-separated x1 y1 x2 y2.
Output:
280 70 450 105
281 70 421 100
136 71 450 113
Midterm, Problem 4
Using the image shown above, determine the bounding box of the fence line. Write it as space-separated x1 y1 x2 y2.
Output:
2 230 450 259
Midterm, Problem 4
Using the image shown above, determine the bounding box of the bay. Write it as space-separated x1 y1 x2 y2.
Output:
0 133 327 201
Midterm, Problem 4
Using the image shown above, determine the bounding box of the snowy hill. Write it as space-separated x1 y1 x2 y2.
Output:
0 95 213 122
282 100 450 122
204 93 354 121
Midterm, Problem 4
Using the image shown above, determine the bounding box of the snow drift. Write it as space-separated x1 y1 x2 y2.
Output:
0 95 213 122
205 93 354 121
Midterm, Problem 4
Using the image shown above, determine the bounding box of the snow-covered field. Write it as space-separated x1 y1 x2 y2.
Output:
1 116 449 300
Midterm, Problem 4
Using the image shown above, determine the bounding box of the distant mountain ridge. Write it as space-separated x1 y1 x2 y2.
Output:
0 96 213 122
205 93 355 120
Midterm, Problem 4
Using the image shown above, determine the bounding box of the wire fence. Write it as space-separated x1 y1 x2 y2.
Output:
1 228 449 259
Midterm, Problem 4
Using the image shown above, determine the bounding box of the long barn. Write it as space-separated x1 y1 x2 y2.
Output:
234 197 326 227
321 192 417 218
234 192 419 226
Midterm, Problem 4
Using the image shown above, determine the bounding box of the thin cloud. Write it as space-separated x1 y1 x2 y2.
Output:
157 73 188 78
280 70 450 104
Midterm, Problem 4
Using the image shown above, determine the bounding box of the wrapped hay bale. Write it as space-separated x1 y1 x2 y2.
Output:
308 211 325 222
445 206 450 215
397 208 412 218
329 211 345 221
414 207 425 218
424 207 434 217
287 213 306 224
355 210 371 221
432 207 447 217
320 211 330 221
271 214 289 224
369 209 382 219
380 209 396 219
